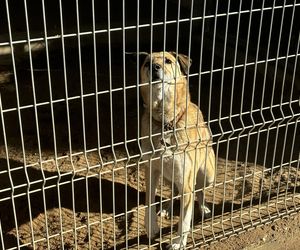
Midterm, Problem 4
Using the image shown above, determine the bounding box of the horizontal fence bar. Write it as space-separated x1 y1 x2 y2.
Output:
1 53 300 114
1 143 299 203
0 3 299 47
0 113 299 181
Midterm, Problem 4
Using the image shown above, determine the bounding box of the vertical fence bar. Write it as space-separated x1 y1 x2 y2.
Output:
275 0 296 214
90 0 105 248
250 0 266 223
186 0 196 246
22 0 51 248
292 149 300 208
135 0 142 247
228 0 243 232
4 0 36 246
291 121 300 208
209 0 219 237
169 0 181 246
159 0 168 247
75 0 92 248
185 0 196 246
289 31 300 209
57 0 78 248
92 0 101 164
40 0 65 248
198 0 215 243
246 0 262 228
121 0 131 248
238 0 255 228
0 219 4 249
0 93 21 248
98 172 104 249
106 0 118 248
218 0 231 235
266 0 286 217
258 1 276 220
147 0 155 247
177 0 194 245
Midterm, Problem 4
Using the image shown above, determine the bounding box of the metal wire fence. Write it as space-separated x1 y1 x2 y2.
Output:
0 0 299 249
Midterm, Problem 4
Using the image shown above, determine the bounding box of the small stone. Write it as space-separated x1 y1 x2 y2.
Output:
262 235 268 242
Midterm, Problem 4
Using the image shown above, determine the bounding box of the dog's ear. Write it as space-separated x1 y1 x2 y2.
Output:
126 52 149 65
169 52 192 75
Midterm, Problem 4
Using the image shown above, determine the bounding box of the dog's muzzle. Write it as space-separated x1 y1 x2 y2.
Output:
151 63 162 81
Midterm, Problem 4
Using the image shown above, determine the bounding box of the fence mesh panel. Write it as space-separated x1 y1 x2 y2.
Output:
0 0 299 249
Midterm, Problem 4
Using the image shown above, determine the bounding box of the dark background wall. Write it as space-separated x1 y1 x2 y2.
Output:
0 0 299 168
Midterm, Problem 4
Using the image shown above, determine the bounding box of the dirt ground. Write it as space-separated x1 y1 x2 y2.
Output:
1 143 300 249
210 212 300 250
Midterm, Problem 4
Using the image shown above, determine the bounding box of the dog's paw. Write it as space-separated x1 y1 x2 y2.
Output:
199 204 211 218
157 201 172 219
158 208 170 218
167 243 181 250
167 237 187 250
167 243 183 250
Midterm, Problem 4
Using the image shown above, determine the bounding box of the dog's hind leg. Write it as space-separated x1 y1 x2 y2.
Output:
196 150 215 218
195 172 212 218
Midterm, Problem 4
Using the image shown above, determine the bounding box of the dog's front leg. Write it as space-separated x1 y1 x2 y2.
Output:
168 183 193 250
145 165 160 239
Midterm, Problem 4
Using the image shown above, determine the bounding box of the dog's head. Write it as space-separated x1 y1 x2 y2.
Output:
134 51 192 123
139 52 192 84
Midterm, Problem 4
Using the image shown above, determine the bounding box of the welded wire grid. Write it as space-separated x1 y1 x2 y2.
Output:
0 0 299 249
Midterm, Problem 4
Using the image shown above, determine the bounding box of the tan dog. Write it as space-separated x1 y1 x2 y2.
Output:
139 52 215 249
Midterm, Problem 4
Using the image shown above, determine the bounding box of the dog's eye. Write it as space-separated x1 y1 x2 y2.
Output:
144 61 150 67
165 58 172 64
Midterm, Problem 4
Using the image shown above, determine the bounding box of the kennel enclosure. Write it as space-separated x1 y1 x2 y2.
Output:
0 0 300 249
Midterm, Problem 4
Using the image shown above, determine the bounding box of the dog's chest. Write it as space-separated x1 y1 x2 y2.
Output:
141 133 184 180
152 84 173 109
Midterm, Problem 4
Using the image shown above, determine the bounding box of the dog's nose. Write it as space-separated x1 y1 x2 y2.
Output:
152 63 161 71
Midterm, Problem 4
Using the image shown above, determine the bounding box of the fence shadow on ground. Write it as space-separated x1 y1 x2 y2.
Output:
0 158 143 249
2 158 299 249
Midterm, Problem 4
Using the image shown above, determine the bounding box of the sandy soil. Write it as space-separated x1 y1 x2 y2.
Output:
1 144 299 249
210 212 300 250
